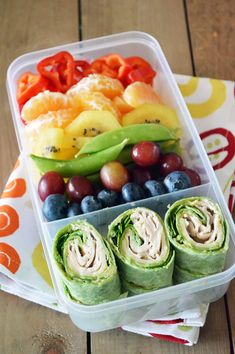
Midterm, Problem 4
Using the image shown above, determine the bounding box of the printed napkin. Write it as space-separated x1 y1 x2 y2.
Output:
0 75 234 346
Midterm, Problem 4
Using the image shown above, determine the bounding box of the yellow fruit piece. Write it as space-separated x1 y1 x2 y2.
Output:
32 242 53 288
70 91 121 120
67 73 124 99
112 96 133 114
25 108 80 140
21 90 74 122
122 103 180 131
123 81 162 108
65 110 122 137
32 127 78 160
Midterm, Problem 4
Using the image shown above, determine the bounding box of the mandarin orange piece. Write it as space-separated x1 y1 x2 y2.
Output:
112 96 133 114
123 81 162 108
67 73 124 99
21 90 74 122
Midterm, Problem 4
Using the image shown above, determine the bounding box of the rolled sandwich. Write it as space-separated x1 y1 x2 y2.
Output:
53 220 121 305
107 207 175 295
165 197 229 283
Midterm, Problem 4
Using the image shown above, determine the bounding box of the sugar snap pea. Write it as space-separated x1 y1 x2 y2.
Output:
78 124 176 155
31 139 128 177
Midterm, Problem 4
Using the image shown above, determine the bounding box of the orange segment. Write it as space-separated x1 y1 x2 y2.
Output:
123 81 162 108
21 90 75 122
71 91 121 120
112 96 133 114
25 108 80 140
0 243 21 273
67 73 124 99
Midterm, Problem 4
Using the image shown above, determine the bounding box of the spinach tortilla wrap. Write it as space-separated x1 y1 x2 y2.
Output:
107 207 175 295
164 197 229 283
53 220 121 305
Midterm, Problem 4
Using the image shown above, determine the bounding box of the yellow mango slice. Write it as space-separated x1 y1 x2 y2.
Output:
65 110 121 137
122 103 180 131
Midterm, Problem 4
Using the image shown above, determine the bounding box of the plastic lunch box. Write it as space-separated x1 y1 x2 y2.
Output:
6 31 235 332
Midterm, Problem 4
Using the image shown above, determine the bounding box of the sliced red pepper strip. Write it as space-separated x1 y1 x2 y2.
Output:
126 66 156 85
16 72 49 105
37 51 75 93
125 56 152 69
104 54 126 70
117 63 132 86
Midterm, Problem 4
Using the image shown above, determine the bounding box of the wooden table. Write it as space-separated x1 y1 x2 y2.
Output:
0 1 234 353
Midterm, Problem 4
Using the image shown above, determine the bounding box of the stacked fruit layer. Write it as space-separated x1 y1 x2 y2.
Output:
17 51 201 222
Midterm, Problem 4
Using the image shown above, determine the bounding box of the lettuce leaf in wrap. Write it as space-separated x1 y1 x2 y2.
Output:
164 197 229 283
53 220 121 305
107 207 175 295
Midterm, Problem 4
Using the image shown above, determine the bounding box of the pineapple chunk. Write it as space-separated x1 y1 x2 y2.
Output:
122 103 180 131
64 110 121 137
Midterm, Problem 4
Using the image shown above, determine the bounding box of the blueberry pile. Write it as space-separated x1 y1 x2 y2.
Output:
38 144 201 222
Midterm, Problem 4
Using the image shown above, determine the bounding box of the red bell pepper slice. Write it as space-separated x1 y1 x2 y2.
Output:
125 56 152 69
126 66 156 85
16 72 49 105
37 51 75 93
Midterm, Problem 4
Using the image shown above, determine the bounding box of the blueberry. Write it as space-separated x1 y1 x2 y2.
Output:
97 189 119 208
144 180 166 197
42 194 68 221
67 202 82 217
164 171 192 192
81 195 103 214
122 183 145 202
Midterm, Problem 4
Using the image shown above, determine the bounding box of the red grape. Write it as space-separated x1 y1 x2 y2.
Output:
131 167 152 185
159 153 183 176
66 176 94 202
182 168 201 186
100 161 129 192
131 142 161 167
38 171 65 201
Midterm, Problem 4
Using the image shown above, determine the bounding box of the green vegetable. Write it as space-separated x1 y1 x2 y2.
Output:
164 197 229 283
78 124 177 155
53 220 121 305
107 207 174 295
31 139 128 177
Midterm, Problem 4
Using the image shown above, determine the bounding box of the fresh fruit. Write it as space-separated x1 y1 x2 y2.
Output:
123 82 161 108
66 176 94 202
159 153 183 176
112 96 133 114
130 167 152 185
183 168 201 186
122 182 145 202
42 194 68 221
70 91 121 119
97 189 119 208
31 127 78 160
131 141 161 167
65 110 121 137
21 91 74 122
25 109 80 140
144 180 166 197
38 171 65 201
163 171 191 192
122 103 180 132
100 161 129 192
67 73 124 99
67 202 82 217
81 196 103 213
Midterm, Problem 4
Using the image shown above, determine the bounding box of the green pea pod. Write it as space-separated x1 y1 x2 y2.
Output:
78 124 177 155
31 139 128 177
164 197 229 283
107 207 175 295
53 220 121 305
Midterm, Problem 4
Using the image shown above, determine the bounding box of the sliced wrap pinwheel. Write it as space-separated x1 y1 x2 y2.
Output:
53 220 121 305
164 197 229 283
107 207 175 295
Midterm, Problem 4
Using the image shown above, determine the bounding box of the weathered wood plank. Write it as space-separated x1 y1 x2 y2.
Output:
186 0 235 80
0 1 86 353
81 0 192 75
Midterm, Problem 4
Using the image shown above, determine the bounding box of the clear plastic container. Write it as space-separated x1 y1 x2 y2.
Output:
6 31 235 332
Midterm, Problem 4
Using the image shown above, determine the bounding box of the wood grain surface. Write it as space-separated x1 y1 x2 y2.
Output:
0 0 234 353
